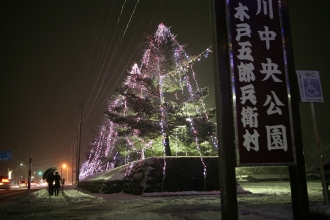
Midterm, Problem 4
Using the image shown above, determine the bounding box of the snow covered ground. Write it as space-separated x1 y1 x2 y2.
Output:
0 181 327 219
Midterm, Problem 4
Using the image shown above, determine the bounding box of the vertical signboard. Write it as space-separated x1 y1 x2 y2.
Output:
227 0 295 165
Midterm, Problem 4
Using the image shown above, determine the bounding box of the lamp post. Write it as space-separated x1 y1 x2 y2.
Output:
66 165 68 184
18 163 23 183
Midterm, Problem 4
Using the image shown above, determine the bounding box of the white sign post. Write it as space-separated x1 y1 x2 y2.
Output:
296 70 328 204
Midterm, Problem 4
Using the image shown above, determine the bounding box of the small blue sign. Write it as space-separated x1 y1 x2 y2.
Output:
0 150 12 161
296 70 324 102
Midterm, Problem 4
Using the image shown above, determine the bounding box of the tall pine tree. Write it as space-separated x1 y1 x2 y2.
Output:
80 24 216 179
105 24 215 156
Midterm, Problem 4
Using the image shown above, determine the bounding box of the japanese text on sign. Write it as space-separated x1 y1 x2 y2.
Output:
227 0 295 165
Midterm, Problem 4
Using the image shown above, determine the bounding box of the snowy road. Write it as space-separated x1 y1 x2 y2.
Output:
0 181 325 219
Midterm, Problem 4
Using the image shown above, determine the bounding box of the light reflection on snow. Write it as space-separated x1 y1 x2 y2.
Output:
0 181 326 220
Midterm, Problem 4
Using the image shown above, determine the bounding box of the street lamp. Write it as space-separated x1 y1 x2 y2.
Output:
18 163 23 182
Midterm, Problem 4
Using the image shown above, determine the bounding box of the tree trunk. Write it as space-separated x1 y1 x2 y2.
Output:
164 134 172 156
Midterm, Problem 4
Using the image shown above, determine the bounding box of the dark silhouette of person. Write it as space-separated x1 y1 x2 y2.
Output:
53 172 61 196
46 173 55 196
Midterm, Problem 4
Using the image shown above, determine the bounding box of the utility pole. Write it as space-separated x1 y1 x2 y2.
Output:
28 156 32 196
76 102 83 187
72 145 75 186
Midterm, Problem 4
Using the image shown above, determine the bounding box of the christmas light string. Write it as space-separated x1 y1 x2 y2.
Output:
190 65 218 150
159 74 167 190
80 121 113 179
183 73 207 179
164 46 212 78
124 137 133 177
139 138 153 159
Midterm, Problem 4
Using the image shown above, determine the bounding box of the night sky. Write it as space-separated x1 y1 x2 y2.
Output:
1 0 329 180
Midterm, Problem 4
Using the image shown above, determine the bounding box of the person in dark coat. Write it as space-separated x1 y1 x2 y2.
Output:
53 172 61 196
46 173 55 196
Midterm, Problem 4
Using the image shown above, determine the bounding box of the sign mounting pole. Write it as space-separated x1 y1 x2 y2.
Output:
210 1 238 219
311 102 329 204
297 70 327 204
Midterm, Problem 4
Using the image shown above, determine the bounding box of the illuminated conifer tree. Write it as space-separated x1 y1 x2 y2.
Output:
80 24 216 179
105 24 215 156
